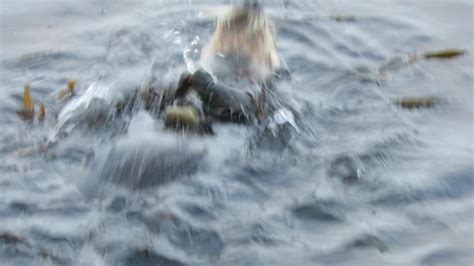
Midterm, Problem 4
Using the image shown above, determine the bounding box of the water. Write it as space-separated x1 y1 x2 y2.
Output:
1 0 473 265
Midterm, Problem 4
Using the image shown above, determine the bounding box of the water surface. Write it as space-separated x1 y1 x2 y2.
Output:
0 0 473 265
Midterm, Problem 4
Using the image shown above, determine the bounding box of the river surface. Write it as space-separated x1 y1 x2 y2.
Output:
0 1 473 265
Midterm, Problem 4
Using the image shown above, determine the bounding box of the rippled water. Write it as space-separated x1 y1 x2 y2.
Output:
1 1 473 265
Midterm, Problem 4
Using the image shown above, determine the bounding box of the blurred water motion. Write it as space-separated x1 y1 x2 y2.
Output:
0 0 473 265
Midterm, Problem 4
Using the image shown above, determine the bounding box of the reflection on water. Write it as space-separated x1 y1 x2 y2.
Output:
0 0 473 265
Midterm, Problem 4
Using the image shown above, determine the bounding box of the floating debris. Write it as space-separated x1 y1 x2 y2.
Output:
375 49 467 82
58 79 76 101
396 97 438 109
67 79 76 89
423 49 466 60
38 102 46 121
17 85 35 121
407 49 466 63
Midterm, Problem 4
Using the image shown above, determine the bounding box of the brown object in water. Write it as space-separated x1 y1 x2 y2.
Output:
423 49 465 60
397 97 436 109
67 79 76 90
38 102 46 121
58 79 76 101
17 85 35 121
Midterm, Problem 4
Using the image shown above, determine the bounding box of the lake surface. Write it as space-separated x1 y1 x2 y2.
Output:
1 0 473 265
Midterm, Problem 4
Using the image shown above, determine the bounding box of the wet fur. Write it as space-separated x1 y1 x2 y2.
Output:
201 4 280 82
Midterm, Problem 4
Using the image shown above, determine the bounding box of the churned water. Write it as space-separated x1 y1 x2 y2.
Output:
0 0 473 265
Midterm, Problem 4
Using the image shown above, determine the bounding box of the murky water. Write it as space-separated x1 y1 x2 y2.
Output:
1 1 473 265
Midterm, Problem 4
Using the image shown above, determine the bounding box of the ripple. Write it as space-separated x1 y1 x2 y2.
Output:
0 0 472 265
90 135 207 190
120 248 185 266
291 199 348 223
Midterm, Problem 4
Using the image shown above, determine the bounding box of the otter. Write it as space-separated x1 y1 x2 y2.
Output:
17 1 290 140
200 1 281 82
166 1 290 128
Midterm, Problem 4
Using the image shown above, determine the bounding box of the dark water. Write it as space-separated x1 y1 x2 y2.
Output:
1 0 473 265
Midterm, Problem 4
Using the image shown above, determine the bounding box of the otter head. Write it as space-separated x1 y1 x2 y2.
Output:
200 2 280 83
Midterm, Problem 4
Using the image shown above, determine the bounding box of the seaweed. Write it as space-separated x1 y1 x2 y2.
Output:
38 102 46 121
16 85 35 121
423 49 466 60
58 79 76 101
395 97 438 109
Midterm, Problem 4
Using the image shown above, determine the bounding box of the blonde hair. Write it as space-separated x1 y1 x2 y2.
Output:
201 4 280 80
